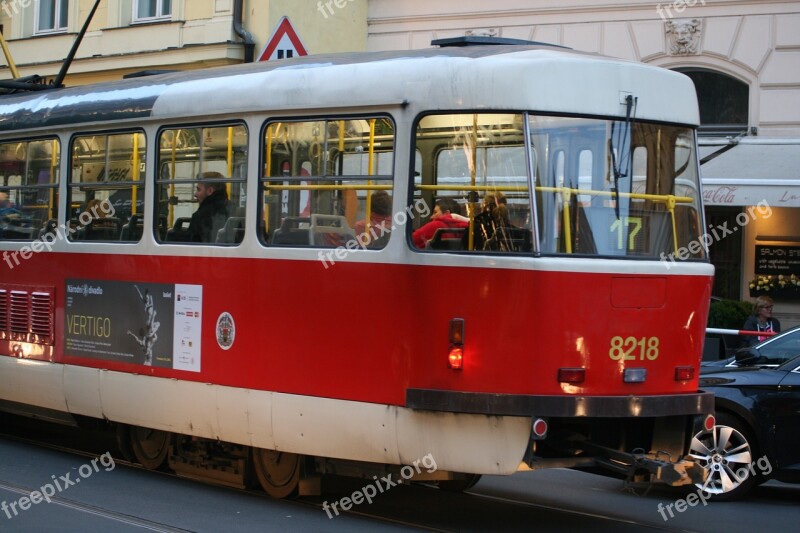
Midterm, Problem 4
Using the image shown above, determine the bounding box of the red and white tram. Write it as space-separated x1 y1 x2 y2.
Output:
0 40 715 496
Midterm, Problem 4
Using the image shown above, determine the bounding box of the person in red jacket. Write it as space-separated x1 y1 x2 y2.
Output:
412 198 468 249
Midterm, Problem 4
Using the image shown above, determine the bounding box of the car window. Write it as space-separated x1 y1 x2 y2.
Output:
758 329 800 365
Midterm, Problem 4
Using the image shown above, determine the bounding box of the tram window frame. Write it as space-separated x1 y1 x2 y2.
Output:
68 130 147 243
411 112 534 255
156 122 248 246
0 137 61 242
259 115 396 250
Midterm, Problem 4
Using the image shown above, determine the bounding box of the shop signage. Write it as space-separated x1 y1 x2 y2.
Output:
755 245 800 275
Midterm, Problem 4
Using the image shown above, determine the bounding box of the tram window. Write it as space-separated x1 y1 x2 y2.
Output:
68 132 146 242
412 113 533 253
0 138 60 241
260 117 394 249
156 124 247 245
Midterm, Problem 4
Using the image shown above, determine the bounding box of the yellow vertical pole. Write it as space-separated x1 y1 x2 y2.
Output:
365 119 375 225
468 114 478 251
226 126 233 197
562 187 572 253
50 140 58 219
169 131 178 227
131 133 139 215
264 125 273 233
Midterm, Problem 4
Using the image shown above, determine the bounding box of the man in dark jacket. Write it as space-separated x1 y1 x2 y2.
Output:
188 172 229 243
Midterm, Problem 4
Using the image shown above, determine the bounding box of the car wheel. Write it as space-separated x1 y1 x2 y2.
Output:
689 412 760 501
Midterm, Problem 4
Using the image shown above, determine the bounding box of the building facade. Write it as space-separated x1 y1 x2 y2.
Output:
0 0 366 85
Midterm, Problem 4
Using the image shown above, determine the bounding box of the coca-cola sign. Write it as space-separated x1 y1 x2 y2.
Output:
703 186 738 204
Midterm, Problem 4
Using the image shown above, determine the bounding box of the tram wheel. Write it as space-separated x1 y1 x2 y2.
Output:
129 425 171 470
436 474 482 492
252 448 300 498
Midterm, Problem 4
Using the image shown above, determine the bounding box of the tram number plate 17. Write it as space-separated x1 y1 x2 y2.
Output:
608 336 660 360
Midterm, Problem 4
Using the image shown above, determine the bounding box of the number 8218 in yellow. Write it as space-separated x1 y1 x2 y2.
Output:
608 336 660 361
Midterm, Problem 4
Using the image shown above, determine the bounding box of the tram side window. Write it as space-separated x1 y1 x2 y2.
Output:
261 117 394 249
0 138 60 241
68 132 146 242
156 124 247 244
412 113 533 253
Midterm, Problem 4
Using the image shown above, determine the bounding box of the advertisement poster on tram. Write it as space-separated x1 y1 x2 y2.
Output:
64 280 202 372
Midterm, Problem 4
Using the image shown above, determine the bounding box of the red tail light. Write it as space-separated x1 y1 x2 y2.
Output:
674 366 695 381
448 347 463 370
558 368 585 384
448 318 464 370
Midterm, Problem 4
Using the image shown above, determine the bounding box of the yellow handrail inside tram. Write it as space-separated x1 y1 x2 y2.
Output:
226 126 233 197
416 183 693 255
49 140 58 219
131 133 139 215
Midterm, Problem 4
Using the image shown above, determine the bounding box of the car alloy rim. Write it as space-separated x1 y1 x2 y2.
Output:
689 424 753 495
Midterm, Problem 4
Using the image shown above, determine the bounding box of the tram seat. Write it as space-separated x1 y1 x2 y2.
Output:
310 214 355 247
216 217 245 244
38 219 58 239
81 217 121 241
501 227 533 252
271 216 312 245
427 227 466 250
166 217 192 242
121 214 143 241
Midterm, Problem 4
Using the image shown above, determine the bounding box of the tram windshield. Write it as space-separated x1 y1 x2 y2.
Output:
412 113 705 260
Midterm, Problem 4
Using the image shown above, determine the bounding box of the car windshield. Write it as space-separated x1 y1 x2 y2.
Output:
735 327 800 367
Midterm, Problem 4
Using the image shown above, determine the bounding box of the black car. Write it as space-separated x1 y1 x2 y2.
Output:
692 352 800 500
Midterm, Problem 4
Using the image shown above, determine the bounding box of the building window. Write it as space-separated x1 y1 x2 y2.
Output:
675 68 749 136
133 0 172 22
34 0 68 34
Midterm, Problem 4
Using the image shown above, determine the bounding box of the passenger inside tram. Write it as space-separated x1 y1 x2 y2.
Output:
188 171 230 243
412 198 468 249
354 190 392 248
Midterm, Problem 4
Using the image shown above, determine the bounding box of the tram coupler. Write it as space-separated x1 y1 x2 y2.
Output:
579 441 705 487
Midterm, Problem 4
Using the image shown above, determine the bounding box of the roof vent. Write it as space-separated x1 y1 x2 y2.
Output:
431 36 570 49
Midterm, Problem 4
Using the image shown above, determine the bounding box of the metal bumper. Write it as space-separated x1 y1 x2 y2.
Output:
406 389 715 418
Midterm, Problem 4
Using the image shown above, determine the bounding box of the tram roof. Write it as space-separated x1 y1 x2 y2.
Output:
0 45 699 133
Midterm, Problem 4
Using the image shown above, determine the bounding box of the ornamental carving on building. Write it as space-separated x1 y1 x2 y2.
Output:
666 18 702 55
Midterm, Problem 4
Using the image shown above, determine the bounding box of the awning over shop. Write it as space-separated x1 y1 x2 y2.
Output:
699 140 800 207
